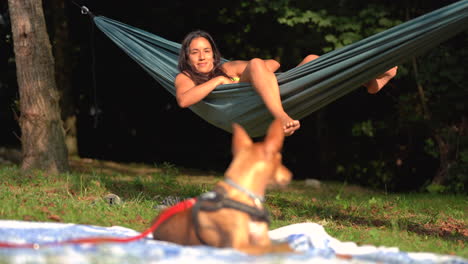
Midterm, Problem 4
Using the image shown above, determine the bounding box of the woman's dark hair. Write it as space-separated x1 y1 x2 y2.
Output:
178 30 231 85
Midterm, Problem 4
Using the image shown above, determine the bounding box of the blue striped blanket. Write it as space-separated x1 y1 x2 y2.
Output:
0 220 465 264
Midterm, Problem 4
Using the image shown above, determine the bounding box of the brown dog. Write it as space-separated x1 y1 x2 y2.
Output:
152 119 293 255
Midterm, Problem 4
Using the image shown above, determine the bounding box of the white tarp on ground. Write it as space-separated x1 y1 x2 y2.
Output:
0 220 466 264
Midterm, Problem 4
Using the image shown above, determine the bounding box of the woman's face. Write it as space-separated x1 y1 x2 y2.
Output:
188 37 214 73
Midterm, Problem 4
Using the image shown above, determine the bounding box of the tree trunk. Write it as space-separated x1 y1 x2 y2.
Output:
431 118 468 185
8 0 69 173
411 57 450 185
411 58 431 121
49 0 78 156
407 9 452 186
316 109 332 180
431 133 449 185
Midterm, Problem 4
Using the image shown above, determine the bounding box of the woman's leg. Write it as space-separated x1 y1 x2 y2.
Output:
364 66 398 94
296 54 319 67
297 54 398 93
239 58 300 136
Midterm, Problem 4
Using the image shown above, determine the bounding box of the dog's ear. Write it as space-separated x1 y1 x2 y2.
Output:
264 119 284 154
232 123 253 155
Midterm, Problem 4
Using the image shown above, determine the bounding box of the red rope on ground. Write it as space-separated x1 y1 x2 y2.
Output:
0 198 196 249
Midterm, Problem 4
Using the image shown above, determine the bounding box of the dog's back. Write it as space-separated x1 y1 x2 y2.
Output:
153 207 200 245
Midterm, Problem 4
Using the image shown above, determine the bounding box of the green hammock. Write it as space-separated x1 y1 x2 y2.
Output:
92 1 468 137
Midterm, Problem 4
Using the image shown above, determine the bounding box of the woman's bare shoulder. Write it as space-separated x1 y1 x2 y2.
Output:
176 72 188 79
175 72 192 82
175 72 195 87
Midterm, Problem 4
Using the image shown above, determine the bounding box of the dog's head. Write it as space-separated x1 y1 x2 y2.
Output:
226 119 292 188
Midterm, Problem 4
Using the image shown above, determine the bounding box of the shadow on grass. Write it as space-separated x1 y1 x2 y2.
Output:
68 158 213 204
270 197 466 242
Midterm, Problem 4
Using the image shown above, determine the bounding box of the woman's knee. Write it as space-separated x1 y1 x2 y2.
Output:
246 58 267 73
266 59 280 72
248 58 265 66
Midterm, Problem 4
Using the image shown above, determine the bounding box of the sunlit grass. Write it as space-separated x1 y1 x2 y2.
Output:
0 164 466 257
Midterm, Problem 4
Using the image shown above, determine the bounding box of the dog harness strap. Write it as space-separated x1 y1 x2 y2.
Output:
191 198 210 245
224 178 265 204
221 198 270 224
192 187 271 245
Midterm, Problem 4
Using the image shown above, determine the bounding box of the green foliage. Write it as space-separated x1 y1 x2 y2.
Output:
426 183 447 194
336 159 396 190
424 138 438 159
256 1 466 193
352 120 375 137
323 13 467 193
444 149 468 193
215 0 331 67
277 4 402 52
399 34 468 192
416 41 468 124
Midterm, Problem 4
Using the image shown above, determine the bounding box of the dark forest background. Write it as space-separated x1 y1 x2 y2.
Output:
1 0 467 193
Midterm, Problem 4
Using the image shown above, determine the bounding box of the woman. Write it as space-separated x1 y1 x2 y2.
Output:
175 30 397 136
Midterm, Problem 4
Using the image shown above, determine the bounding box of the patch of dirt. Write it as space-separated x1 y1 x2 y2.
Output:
69 157 222 184
0 148 221 180
417 217 468 238
69 157 161 176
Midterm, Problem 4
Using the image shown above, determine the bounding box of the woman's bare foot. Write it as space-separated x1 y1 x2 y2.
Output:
280 117 300 136
365 66 398 94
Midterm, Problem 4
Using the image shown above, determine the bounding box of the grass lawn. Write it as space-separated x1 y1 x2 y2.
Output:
0 157 466 258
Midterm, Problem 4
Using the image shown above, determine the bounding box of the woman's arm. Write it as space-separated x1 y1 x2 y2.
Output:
176 58 280 108
175 73 233 108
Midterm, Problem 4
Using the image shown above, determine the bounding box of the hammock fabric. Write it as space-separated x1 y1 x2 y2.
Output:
92 1 468 137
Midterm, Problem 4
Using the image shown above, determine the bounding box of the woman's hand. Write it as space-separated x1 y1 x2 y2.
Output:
216 76 238 85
